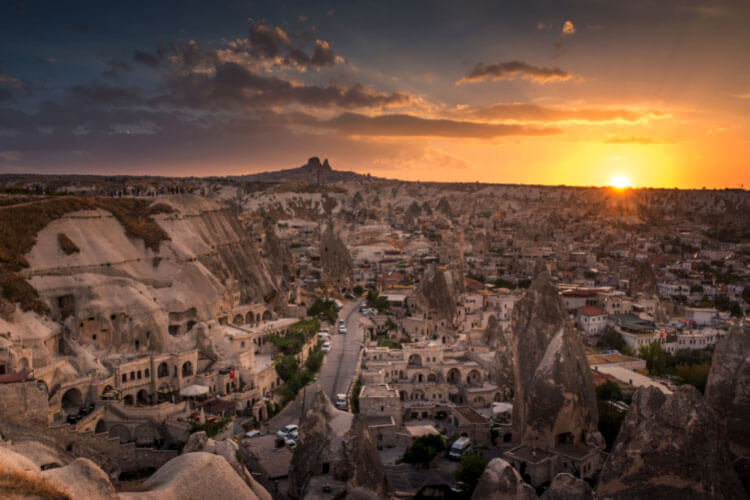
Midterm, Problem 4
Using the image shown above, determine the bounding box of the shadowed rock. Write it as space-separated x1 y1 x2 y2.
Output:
597 385 746 500
705 326 750 459
320 224 352 283
417 264 455 323
486 315 514 391
511 260 600 449
288 389 388 499
540 473 594 500
471 458 537 500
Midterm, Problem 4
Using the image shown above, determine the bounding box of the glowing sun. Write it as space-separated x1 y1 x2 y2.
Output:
609 174 631 189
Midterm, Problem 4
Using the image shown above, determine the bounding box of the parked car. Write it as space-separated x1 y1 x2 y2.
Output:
277 424 298 438
285 438 297 450
321 341 331 352
245 430 262 438
448 437 472 460
335 393 348 410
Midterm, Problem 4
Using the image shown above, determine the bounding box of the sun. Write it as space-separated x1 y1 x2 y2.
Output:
609 174 631 189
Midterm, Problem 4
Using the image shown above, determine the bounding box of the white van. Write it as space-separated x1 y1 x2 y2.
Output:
449 437 472 460
335 393 348 410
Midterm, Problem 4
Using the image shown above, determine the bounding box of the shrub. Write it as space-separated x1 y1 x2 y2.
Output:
455 452 489 496
403 434 446 466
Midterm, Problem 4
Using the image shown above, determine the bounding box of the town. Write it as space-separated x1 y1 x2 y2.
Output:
0 159 748 499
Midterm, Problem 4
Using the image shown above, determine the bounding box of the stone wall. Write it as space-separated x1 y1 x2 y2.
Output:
0 381 48 425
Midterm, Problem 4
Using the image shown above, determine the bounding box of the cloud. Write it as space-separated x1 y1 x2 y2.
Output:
604 135 672 145
102 59 135 79
0 74 24 89
133 45 167 67
321 112 561 138
457 61 573 85
462 103 667 123
163 61 411 110
562 20 576 36
731 92 750 99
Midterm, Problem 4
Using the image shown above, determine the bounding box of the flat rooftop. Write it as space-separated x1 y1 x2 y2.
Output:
242 434 292 480
404 424 439 438
452 406 488 424
361 384 398 399
587 353 642 366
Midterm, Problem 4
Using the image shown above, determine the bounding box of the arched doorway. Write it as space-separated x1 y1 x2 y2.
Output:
182 361 193 377
61 388 83 415
447 368 461 384
109 425 130 443
233 314 243 325
466 369 482 386
408 354 422 367
95 419 107 434
123 394 135 406
158 362 169 378
262 310 272 321
136 389 150 405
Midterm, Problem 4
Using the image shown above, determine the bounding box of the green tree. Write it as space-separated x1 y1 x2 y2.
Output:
455 452 489 496
596 380 623 401
307 299 338 323
403 434 446 467
639 341 668 376
353 285 365 296
366 290 389 313
596 327 631 355
493 277 516 289
675 362 711 393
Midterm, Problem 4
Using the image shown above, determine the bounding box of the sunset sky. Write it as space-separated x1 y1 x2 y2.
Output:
1 0 749 188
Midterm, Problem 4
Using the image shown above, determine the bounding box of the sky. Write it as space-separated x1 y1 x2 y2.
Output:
0 0 749 188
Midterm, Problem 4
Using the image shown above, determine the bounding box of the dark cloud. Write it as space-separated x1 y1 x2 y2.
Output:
163 61 410 109
102 59 135 79
463 103 666 123
248 22 291 58
133 45 167 67
286 40 336 67
457 61 573 84
321 112 561 138
73 24 90 33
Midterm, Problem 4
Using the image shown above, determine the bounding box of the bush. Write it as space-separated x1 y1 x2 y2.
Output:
190 417 231 438
596 380 623 401
597 327 630 354
353 285 365 296
307 299 338 323
403 434 446 466
675 362 711 393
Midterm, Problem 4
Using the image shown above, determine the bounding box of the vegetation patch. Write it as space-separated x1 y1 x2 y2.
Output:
0 196 173 313
57 232 79 255
403 434 446 467
189 416 231 437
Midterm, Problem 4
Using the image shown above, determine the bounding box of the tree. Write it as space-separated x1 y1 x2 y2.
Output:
639 341 668 376
675 362 711 393
353 285 365 296
517 279 531 289
455 453 488 496
596 380 623 401
366 290 389 313
597 401 626 451
493 277 516 289
307 299 338 323
402 434 445 467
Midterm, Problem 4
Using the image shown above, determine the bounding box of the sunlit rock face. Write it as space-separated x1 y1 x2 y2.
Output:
288 389 388 499
417 263 455 323
705 326 750 459
471 458 537 500
598 385 746 500
511 261 600 449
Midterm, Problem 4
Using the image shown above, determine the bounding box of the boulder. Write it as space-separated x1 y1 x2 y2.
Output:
597 385 746 499
471 458 538 500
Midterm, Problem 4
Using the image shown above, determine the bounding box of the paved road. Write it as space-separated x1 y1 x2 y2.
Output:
264 299 364 434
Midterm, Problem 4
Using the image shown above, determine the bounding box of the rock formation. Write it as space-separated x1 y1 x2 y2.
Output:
597 385 746 499
705 326 750 459
540 473 594 500
627 258 658 298
471 458 537 500
511 260 600 449
485 315 514 391
183 432 271 500
417 264 455 323
319 224 353 284
288 388 388 499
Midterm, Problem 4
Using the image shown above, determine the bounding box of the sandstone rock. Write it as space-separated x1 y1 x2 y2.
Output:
471 458 538 500
597 385 746 500
540 473 593 500
120 452 261 500
43 457 118 500
705 326 750 458
627 258 658 298
486 315 514 391
417 264 455 323
511 261 599 449
288 389 388 499
319 224 352 283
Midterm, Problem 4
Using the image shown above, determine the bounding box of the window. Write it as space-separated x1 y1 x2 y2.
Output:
137 370 142 379
122 374 127 382
130 372 135 380
144 369 149 378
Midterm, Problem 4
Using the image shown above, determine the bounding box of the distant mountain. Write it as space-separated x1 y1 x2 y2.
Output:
233 157 368 184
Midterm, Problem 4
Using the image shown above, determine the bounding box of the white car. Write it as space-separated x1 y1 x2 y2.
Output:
321 342 331 352
285 438 297 450
244 430 262 438
277 424 298 439
335 394 348 410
